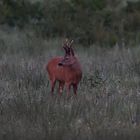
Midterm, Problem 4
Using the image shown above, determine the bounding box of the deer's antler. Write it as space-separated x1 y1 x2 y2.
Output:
63 39 75 56
63 38 69 53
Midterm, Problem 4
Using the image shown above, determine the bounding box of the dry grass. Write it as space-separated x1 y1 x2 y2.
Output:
0 28 140 140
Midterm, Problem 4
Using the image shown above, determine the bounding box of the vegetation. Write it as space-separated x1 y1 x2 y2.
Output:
0 29 140 140
0 0 140 46
0 0 140 140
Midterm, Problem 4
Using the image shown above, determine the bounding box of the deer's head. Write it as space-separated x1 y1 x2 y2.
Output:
58 39 77 66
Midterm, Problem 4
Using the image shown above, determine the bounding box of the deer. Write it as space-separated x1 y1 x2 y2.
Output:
46 39 82 96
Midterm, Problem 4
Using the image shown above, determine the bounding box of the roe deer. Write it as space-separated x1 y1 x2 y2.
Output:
46 39 82 96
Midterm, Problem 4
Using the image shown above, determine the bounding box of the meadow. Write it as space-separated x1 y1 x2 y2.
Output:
0 28 140 140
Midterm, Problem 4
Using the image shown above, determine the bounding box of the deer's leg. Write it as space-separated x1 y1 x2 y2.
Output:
73 84 78 95
65 83 71 97
51 79 56 95
58 81 64 95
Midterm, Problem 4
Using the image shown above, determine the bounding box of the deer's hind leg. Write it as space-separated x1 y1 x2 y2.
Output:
73 84 78 95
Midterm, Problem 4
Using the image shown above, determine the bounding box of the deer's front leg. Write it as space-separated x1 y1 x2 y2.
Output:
58 81 64 95
65 83 71 97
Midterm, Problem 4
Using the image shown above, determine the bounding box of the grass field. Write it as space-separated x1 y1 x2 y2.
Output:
0 28 140 140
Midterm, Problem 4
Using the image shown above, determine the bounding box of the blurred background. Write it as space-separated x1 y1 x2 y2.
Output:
0 0 140 47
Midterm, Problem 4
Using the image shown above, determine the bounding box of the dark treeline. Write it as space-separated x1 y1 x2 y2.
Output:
0 0 140 46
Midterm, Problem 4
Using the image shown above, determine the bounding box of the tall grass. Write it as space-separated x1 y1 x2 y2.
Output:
0 28 140 140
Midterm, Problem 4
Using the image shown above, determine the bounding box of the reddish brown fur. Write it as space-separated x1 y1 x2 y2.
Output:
46 40 82 96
